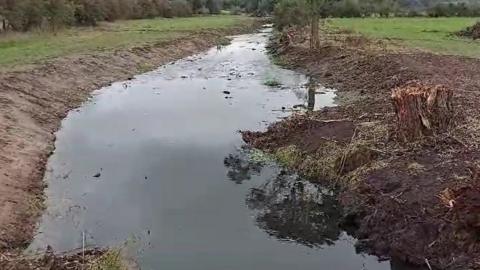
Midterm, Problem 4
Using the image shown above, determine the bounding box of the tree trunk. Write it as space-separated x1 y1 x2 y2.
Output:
310 15 320 50
391 82 453 142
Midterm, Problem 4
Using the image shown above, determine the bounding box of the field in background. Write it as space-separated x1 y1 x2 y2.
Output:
327 17 480 58
0 15 253 68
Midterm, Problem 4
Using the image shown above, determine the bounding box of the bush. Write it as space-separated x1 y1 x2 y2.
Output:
230 5 242 15
72 0 103 26
45 0 75 29
169 0 193 17
273 0 307 31
206 0 222 14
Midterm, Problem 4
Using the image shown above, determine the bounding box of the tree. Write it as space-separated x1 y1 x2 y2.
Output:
44 0 75 31
206 0 222 14
273 0 308 30
306 0 337 49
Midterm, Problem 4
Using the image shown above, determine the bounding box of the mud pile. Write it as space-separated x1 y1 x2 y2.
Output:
456 22 480 39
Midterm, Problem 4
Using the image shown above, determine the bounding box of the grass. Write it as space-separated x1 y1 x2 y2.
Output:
88 249 127 270
0 15 253 68
327 17 480 58
264 77 282 87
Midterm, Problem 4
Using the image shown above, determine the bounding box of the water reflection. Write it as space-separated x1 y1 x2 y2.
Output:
223 151 263 184
307 81 316 111
246 171 342 247
224 149 427 270
224 149 343 247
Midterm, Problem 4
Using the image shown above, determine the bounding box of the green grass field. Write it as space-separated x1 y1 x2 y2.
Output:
327 17 480 58
0 15 253 68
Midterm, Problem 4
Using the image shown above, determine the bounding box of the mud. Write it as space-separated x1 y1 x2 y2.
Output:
456 22 480 40
0 21 259 256
243 29 480 269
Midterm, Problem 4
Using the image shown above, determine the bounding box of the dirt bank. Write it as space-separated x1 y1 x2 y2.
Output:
0 20 260 259
242 29 480 269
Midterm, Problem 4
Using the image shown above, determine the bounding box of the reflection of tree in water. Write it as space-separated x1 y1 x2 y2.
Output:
246 171 343 248
223 150 263 184
292 79 316 111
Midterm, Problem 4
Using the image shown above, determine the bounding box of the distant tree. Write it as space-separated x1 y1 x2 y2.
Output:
274 0 308 30
45 0 75 30
206 0 222 14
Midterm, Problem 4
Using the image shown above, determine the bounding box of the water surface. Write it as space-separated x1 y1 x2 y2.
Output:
31 28 419 270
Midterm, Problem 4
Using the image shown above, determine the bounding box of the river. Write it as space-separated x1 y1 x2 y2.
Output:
29 27 420 270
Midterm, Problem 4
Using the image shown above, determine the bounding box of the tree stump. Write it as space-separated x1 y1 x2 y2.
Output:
391 81 453 141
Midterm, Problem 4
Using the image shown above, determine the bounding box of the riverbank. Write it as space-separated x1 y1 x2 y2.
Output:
0 15 260 267
242 25 480 269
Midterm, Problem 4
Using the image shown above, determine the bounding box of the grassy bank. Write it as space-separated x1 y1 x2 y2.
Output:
0 15 254 68
327 17 480 57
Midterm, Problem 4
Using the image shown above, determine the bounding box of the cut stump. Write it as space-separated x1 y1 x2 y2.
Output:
391 81 453 141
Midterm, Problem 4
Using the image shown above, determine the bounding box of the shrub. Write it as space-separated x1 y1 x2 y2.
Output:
169 0 193 17
230 5 242 15
273 0 307 30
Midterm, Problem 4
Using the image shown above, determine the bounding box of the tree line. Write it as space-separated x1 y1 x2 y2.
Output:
274 0 480 31
0 0 227 31
1 0 478 33
275 0 480 25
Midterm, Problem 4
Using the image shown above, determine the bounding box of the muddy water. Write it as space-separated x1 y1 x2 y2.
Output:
30 28 416 270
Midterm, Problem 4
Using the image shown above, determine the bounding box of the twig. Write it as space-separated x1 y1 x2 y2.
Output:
425 258 433 270
336 127 358 179
82 231 85 270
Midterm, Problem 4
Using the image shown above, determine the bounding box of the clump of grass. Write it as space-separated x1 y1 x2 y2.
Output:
216 37 231 49
248 148 274 164
407 162 426 175
264 77 282 87
136 62 154 73
25 194 45 217
298 141 343 180
271 55 288 66
88 249 127 270
274 145 302 168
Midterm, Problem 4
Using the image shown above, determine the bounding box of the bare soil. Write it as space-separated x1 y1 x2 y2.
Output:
242 29 480 269
0 21 260 266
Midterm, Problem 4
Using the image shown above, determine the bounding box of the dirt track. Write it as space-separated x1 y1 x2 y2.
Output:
0 22 259 255
242 30 480 269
